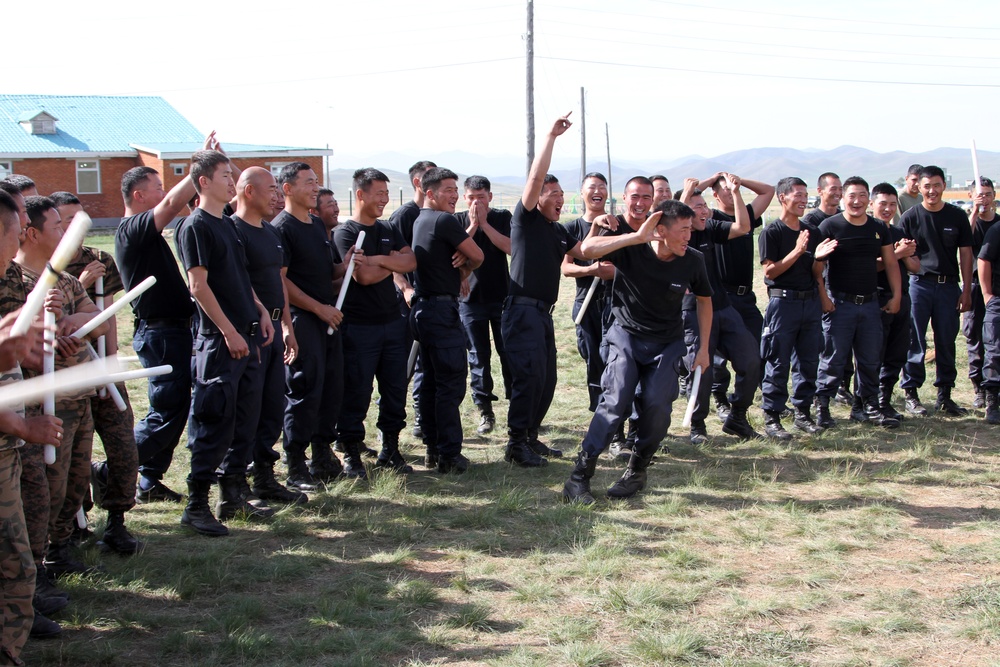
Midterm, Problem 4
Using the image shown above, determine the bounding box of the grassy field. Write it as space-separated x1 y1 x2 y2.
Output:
22 229 1000 667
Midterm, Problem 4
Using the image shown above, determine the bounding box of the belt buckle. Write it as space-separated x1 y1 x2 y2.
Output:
270 308 281 321
854 295 864 305
547 304 555 315
936 275 947 284
737 285 748 296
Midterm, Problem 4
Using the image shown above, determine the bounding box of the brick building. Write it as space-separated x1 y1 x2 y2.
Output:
0 95 331 224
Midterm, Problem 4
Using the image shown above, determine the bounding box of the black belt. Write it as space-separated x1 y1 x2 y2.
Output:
413 294 457 303
917 273 959 284
506 295 556 315
725 284 752 296
139 317 192 330
832 291 878 305
768 288 816 300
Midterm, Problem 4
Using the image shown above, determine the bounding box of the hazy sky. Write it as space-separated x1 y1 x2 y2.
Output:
8 0 999 168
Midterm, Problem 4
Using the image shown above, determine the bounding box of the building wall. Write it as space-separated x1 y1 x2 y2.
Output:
7 154 326 222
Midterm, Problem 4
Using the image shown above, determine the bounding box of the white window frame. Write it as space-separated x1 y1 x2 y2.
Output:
269 162 290 179
0 162 11 180
76 160 101 195
171 163 186 177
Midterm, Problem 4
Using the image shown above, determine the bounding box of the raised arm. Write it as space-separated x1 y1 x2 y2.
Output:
522 113 572 211
153 131 217 231
726 175 751 239
738 177 775 219
581 212 660 259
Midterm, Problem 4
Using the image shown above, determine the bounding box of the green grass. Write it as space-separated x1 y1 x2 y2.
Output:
23 231 1000 666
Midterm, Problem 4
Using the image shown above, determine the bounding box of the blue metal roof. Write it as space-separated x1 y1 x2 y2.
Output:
0 95 203 153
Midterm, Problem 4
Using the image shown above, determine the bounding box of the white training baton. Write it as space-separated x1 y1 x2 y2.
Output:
329 230 366 334
574 276 601 326
681 365 703 428
71 276 156 340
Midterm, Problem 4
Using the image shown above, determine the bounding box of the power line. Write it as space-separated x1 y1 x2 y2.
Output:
537 55 1000 88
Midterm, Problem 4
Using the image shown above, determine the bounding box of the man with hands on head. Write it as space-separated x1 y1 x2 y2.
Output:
562 199 712 504
962 177 997 408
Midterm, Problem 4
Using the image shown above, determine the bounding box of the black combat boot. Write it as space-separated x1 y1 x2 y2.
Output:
375 431 414 473
722 406 761 440
341 441 368 480
904 387 928 416
863 399 900 428
973 380 986 409
310 442 344 483
792 407 824 434
180 479 229 537
527 427 562 458
562 451 598 504
763 410 792 441
252 463 307 504
504 430 547 467
285 446 320 491
476 406 495 435
44 541 100 578
815 396 836 429
607 448 654 499
935 386 968 416
878 388 904 422
98 510 143 555
985 390 1000 425
216 475 274 521
713 391 732 421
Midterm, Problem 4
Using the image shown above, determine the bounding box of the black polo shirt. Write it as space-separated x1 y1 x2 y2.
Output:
759 219 821 292
562 216 606 302
411 209 469 298
233 216 285 315
333 219 406 324
978 222 1000 290
684 219 732 311
972 215 998 279
818 214 891 295
455 208 511 305
712 204 761 290
272 210 336 307
114 210 193 320
508 200 578 305
900 203 973 278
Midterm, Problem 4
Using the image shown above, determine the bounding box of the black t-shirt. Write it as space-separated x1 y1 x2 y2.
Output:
508 200 579 305
233 217 285 314
114 210 194 320
801 207 839 228
818 214 891 295
455 208 511 305
562 216 606 301
333 219 406 324
759 219 821 291
972 215 997 279
411 209 470 298
177 209 257 335
272 210 336 307
603 240 712 344
878 223 909 292
684 219 732 311
712 204 761 288
977 222 1000 290
900 203 973 278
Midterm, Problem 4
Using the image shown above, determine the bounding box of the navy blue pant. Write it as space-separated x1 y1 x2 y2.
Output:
712 290 763 397
582 323 684 457
411 300 467 458
817 298 882 401
571 294 607 411
459 301 511 411
683 305 761 423
249 331 284 466
879 292 911 395
760 296 822 413
283 309 343 457
981 296 1000 390
338 316 409 444
502 300 557 435
187 330 263 482
133 321 192 482
963 282 986 386
902 277 961 390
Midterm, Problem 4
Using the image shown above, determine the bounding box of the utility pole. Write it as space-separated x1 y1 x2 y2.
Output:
526 0 534 178
605 123 614 214
580 87 586 187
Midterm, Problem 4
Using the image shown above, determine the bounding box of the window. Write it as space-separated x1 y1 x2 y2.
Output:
76 160 100 194
269 163 290 178
171 163 186 177
0 162 10 180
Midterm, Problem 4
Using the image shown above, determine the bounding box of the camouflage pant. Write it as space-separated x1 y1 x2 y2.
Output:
21 399 94 564
0 449 35 664
91 382 137 513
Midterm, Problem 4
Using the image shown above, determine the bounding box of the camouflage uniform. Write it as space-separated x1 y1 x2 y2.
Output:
18 266 96 562
0 366 36 664
64 247 137 512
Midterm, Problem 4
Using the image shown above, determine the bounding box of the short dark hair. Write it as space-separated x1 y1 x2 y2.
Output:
776 177 808 198
1 174 36 194
317 188 334 199
464 175 492 192
24 195 56 231
0 190 18 233
976 176 995 191
818 172 840 189
653 199 694 226
543 174 559 187
871 182 898 199
624 176 653 192
48 191 81 207
674 188 702 199
842 176 869 193
421 167 459 193
276 162 313 187
918 165 946 182
582 172 607 186
649 174 669 184
906 164 923 177
0 181 17 198
121 166 158 204
408 161 437 189
190 150 230 194
352 168 389 193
